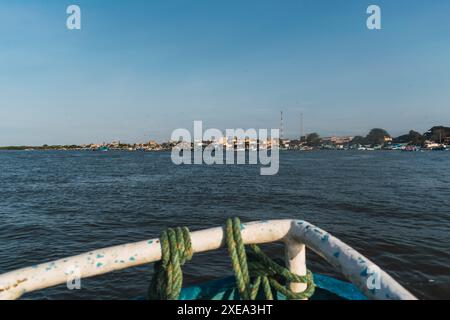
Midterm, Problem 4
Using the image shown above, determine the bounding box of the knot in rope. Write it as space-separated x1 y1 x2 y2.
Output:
225 217 315 300
148 227 193 300
148 218 315 300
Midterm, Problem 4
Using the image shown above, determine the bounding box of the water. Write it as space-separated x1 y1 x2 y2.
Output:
0 150 449 300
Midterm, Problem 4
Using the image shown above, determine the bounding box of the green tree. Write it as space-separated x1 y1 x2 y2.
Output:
393 130 423 145
408 130 424 145
306 133 322 146
366 128 390 145
351 136 368 145
424 126 450 143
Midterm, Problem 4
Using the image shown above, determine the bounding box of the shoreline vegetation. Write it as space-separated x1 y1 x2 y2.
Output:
1 126 449 152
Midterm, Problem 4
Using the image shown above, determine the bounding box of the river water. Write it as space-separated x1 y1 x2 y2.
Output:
0 150 449 299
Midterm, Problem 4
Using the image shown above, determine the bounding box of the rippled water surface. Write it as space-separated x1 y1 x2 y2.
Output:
0 150 449 299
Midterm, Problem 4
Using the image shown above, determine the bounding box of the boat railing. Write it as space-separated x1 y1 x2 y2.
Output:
0 219 417 300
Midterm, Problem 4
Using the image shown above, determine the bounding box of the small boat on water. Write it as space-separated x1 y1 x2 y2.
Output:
0 219 417 300
402 146 420 152
432 145 446 151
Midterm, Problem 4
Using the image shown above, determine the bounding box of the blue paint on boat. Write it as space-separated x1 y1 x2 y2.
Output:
178 273 367 300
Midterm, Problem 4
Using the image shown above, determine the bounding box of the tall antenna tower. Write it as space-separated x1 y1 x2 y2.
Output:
280 111 284 140
300 112 304 141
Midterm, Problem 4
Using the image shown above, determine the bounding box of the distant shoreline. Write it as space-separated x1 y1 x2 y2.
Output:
1 126 448 152
1 126 449 152
1 146 448 152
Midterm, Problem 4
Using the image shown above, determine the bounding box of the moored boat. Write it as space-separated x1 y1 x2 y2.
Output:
432 144 446 151
402 145 420 152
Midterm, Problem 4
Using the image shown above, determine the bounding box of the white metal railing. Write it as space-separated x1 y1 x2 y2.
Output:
0 219 417 300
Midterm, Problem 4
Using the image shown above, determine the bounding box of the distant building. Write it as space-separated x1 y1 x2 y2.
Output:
111 140 120 147
322 136 354 145
280 139 290 149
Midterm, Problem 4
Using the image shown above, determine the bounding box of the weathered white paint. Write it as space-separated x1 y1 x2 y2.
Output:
0 219 417 300
285 240 307 297
290 220 417 300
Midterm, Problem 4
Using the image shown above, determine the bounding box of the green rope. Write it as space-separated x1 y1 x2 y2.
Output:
225 217 315 300
148 218 315 300
148 227 193 300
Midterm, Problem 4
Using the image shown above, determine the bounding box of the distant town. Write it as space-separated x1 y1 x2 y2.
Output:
1 126 449 152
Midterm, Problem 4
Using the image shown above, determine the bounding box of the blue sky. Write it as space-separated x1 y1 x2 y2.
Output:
1 0 449 145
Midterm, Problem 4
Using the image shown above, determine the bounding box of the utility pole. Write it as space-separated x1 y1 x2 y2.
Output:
300 112 304 141
280 111 284 140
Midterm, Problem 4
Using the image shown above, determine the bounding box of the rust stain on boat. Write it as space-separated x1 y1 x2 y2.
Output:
0 278 27 292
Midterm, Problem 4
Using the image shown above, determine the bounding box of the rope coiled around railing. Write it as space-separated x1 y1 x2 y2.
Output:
148 227 193 300
148 218 315 300
226 217 315 300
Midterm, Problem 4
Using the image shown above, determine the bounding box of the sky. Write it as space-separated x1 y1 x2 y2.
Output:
0 0 450 145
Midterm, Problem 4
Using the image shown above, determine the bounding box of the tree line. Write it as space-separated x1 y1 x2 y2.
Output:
304 126 450 147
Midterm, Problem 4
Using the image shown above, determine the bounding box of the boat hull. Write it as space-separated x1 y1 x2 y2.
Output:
179 273 367 300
